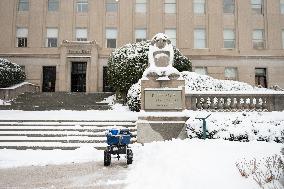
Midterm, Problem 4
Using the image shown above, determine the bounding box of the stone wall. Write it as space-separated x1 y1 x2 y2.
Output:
0 82 40 100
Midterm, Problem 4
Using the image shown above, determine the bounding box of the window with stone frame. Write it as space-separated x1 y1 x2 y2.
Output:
224 67 238 80
165 29 177 46
76 0 88 12
223 0 235 14
46 28 58 47
281 0 284 14
223 29 235 48
165 0 176 14
194 67 208 75
106 28 117 48
251 0 263 15
106 0 118 12
194 0 205 14
16 27 28 47
18 0 29 11
48 0 59 11
194 28 206 48
135 0 146 13
76 28 88 41
135 29 147 42
252 29 265 49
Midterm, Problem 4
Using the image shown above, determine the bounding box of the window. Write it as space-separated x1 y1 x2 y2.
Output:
136 0 146 13
252 29 265 49
76 28 87 41
106 28 117 48
281 0 284 14
135 29 146 42
251 0 263 14
225 67 238 80
77 0 88 12
18 0 29 11
194 67 207 75
106 0 118 12
165 29 176 46
48 0 59 11
223 0 235 14
255 68 267 88
223 29 235 48
46 28 58 47
165 0 176 14
194 0 205 14
16 28 28 47
194 28 206 48
282 30 284 49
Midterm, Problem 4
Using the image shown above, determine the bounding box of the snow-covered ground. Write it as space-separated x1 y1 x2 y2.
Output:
0 108 283 189
0 139 282 189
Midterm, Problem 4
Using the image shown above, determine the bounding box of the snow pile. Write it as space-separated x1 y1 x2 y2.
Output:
0 99 11 106
126 139 283 189
186 111 284 143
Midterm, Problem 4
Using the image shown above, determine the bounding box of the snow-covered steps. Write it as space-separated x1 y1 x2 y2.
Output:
0 120 137 150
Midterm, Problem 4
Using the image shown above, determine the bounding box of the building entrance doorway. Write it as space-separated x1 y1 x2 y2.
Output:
71 62 87 92
255 68 267 88
42 66 56 92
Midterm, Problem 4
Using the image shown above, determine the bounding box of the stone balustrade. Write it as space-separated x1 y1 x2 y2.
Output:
186 92 284 112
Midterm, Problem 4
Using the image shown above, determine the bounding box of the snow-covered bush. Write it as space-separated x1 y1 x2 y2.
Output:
236 155 284 188
127 71 265 112
182 71 256 92
186 112 284 143
0 58 26 88
107 40 192 100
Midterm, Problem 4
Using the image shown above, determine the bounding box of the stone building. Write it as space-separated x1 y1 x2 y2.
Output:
0 0 283 92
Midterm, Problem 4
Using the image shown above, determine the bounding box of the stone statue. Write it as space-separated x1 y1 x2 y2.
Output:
143 33 180 80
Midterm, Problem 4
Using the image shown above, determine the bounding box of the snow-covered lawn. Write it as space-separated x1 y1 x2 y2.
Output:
127 139 283 189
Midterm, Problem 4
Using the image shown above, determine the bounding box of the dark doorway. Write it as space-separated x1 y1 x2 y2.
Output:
103 66 114 92
42 66 56 92
71 62 87 92
255 68 267 88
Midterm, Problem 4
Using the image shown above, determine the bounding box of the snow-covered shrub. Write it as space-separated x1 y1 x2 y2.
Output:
107 40 192 100
186 112 284 143
182 71 256 92
127 71 265 112
236 155 284 188
127 80 141 112
0 58 26 88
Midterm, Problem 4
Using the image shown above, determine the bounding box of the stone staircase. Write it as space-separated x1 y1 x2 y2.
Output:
0 92 114 111
0 120 137 150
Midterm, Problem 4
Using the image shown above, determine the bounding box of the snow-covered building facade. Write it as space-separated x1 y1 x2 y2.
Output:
0 0 284 92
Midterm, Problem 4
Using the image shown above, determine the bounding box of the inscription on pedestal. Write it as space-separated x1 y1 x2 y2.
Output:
144 89 182 110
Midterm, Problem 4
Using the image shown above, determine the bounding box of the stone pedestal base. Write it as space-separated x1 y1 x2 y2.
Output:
137 115 189 143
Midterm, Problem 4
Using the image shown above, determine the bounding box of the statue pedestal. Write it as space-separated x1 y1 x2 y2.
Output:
137 76 188 143
137 114 189 143
141 77 186 111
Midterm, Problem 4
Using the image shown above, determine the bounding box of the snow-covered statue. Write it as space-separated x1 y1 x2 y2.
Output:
143 33 180 80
